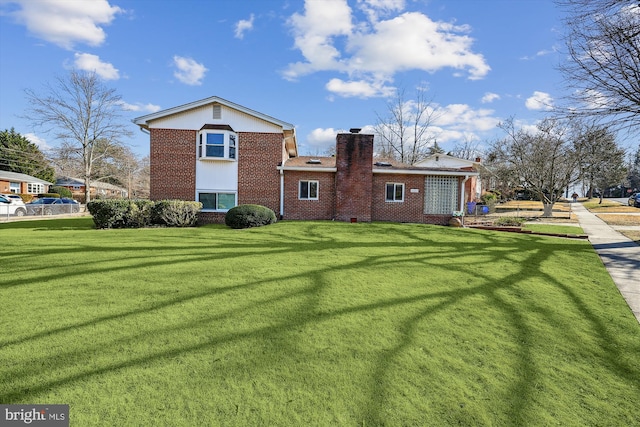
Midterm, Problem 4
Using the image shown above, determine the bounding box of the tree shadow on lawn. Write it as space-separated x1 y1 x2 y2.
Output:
1 224 639 424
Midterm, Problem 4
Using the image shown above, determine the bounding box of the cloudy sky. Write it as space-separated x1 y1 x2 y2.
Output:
0 0 567 156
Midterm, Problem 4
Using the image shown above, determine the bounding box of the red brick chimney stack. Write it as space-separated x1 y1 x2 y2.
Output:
335 130 373 222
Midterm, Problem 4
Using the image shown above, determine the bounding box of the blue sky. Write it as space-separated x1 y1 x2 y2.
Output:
0 0 568 158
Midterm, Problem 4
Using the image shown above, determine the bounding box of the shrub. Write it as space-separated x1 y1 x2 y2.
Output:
49 186 73 198
494 216 526 227
151 200 202 227
87 199 202 228
86 199 132 229
225 204 277 229
41 193 60 198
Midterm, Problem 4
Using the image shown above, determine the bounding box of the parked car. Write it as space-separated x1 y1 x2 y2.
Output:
629 193 638 206
0 194 27 217
632 193 640 208
26 197 80 215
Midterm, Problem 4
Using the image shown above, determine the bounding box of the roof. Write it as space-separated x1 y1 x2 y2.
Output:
0 170 53 185
280 156 479 176
56 177 127 192
133 96 296 131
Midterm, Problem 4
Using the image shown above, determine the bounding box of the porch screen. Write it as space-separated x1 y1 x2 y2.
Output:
424 176 458 214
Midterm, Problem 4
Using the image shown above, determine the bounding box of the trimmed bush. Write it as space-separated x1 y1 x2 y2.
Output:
87 199 132 229
151 200 202 227
49 186 73 198
225 204 277 229
41 193 61 198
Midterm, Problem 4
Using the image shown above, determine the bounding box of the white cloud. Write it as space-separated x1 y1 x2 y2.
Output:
235 14 255 39
172 56 207 85
284 1 489 97
73 53 119 80
307 127 341 149
118 101 161 113
325 78 395 98
4 0 123 49
481 92 500 103
433 104 499 132
24 133 51 151
525 91 554 111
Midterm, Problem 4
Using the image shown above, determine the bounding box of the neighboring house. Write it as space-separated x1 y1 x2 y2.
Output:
133 96 479 225
0 170 52 195
55 177 128 199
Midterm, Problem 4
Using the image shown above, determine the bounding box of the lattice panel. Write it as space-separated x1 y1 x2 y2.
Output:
424 176 458 214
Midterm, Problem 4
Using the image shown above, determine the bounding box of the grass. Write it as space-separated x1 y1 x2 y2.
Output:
1 218 639 426
523 224 584 235
582 198 639 212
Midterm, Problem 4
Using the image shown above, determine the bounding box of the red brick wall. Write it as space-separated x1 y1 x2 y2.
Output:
237 132 282 215
283 171 335 220
335 133 373 222
149 128 196 200
372 174 425 222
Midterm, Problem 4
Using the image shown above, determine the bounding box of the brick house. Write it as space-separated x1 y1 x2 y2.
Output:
133 96 479 225
0 170 52 195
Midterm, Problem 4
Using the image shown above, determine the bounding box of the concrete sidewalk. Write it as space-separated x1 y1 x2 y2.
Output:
572 203 640 323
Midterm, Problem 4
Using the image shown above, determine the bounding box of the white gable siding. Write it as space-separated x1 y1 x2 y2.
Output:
147 103 284 133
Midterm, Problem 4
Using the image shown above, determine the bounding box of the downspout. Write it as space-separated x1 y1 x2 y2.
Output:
279 168 284 220
460 175 470 212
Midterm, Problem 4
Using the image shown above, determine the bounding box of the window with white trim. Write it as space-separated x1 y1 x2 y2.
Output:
424 176 458 214
27 183 45 194
198 130 237 160
385 183 404 202
198 192 236 211
299 180 318 200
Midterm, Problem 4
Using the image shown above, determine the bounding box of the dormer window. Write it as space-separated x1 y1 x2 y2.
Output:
198 125 237 161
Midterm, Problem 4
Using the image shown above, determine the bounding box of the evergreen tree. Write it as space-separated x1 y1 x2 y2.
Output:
0 128 55 182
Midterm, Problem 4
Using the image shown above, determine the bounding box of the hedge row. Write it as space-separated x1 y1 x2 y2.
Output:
86 199 202 229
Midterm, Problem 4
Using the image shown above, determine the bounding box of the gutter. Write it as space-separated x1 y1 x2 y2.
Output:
279 169 284 219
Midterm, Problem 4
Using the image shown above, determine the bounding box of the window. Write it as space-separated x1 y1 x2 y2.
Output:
9 182 19 193
198 192 236 211
386 183 404 202
229 134 236 159
198 130 237 161
424 176 458 214
27 183 45 194
299 180 318 200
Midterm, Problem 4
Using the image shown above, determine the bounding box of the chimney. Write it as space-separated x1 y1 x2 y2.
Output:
475 157 481 163
335 131 373 222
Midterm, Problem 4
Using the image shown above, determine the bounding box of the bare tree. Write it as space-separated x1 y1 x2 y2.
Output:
489 117 583 216
374 86 440 165
24 70 132 202
578 125 627 202
557 0 640 130
449 135 484 160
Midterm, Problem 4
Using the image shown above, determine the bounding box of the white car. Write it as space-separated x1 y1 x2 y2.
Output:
0 194 27 217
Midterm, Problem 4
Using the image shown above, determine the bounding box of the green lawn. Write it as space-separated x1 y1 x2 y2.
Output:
523 224 584 235
1 218 639 426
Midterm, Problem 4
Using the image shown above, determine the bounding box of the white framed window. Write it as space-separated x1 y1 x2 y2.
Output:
424 176 458 214
198 130 237 161
198 192 236 212
27 183 45 194
299 180 319 200
9 182 20 193
385 183 404 202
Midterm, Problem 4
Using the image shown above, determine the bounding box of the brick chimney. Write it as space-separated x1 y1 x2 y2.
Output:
335 130 373 222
